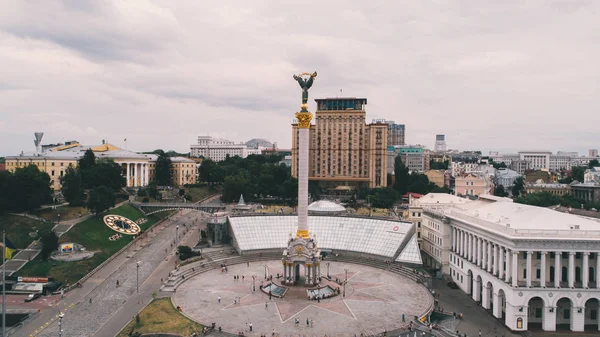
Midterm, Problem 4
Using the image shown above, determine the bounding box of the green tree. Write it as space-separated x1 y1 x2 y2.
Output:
571 166 586 183
283 178 298 205
589 159 600 169
82 159 124 191
7 165 52 212
86 186 116 215
429 160 449 170
146 182 159 200
198 158 217 184
512 177 525 197
370 187 398 208
393 155 410 195
492 162 507 169
221 174 250 202
514 192 561 207
154 150 173 186
78 149 96 171
39 230 59 260
61 166 85 206
494 184 509 197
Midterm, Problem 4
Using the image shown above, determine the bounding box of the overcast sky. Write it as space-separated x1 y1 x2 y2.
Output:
1 1 599 157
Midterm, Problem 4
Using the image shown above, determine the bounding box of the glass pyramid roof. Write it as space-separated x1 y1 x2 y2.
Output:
395 234 422 265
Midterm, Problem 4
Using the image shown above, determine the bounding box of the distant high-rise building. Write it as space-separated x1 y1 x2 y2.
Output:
434 134 447 152
373 120 405 146
292 98 388 191
190 136 262 161
590 149 599 158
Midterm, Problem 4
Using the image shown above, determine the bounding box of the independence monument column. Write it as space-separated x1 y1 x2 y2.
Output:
293 72 317 239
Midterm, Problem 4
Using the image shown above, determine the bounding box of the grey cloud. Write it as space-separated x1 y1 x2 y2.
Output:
0 1 599 156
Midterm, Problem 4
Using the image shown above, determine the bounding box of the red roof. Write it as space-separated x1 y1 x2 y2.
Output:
402 192 423 199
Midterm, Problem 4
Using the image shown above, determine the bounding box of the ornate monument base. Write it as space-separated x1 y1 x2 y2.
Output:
282 234 321 286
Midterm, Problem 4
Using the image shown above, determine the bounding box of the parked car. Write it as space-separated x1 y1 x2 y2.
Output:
24 293 42 302
447 281 458 289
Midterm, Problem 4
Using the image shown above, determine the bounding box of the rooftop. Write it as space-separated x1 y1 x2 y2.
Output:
308 200 346 213
448 200 600 239
414 193 471 206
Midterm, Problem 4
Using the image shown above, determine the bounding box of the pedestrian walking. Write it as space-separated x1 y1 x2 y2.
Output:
402 313 405 322
306 318 309 327
249 323 253 332
310 319 313 327
89 298 92 304
218 296 221 303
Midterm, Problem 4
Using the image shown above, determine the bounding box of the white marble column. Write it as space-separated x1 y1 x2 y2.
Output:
583 253 589 288
297 127 310 237
487 242 493 273
499 246 505 279
126 162 131 187
134 162 139 187
145 163 150 186
460 230 465 257
540 252 546 287
596 253 600 289
555 251 561 288
467 234 472 261
526 251 532 287
482 241 488 270
512 251 519 287
504 248 511 282
493 244 498 276
568 252 575 288
477 237 482 267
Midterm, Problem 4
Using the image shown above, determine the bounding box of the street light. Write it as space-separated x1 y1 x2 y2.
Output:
263 264 268 280
136 261 141 293
58 312 64 337
326 262 330 278
343 268 348 297
176 225 179 244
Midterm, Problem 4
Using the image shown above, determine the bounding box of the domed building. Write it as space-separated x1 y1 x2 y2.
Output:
307 200 346 214
245 138 273 149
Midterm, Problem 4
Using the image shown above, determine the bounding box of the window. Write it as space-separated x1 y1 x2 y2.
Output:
536 269 541 279
523 269 527 278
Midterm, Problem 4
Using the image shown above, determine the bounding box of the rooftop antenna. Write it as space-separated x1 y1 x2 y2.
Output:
33 132 44 153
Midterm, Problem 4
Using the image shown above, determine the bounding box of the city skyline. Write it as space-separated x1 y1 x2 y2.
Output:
1 1 599 156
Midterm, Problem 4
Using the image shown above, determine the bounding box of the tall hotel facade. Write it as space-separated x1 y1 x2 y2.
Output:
291 98 388 190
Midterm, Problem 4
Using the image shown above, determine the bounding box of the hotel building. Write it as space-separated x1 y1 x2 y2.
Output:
291 98 388 190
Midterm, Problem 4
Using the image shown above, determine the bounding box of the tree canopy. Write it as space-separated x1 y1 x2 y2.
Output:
154 150 173 186
86 186 116 215
0 165 52 213
393 155 410 195
511 177 525 197
198 154 297 203
61 166 85 206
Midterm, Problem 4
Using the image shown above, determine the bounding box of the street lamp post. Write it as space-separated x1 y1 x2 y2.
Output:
58 312 64 337
263 264 268 280
176 225 179 244
343 268 348 297
136 261 141 293
326 262 330 278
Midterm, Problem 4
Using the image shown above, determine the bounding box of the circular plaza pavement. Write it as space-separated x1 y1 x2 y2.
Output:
173 260 433 337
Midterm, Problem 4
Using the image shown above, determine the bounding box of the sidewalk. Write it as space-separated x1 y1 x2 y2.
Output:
92 213 203 337
431 278 521 337
14 210 197 337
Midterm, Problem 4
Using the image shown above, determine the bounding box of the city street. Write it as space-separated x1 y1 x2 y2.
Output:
15 209 207 337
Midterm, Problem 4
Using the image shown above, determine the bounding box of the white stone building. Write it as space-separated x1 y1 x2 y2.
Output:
584 167 600 185
489 151 595 171
495 168 522 190
421 195 600 332
190 136 262 162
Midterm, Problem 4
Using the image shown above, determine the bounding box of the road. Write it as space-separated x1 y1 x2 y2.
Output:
14 209 207 337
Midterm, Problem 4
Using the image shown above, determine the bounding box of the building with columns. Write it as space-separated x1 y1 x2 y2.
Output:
5 142 196 190
420 193 600 332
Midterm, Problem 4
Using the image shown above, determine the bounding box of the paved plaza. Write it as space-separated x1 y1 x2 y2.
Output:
173 260 433 337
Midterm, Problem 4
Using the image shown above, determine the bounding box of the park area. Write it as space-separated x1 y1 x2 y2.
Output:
117 297 203 337
18 203 171 284
0 215 54 249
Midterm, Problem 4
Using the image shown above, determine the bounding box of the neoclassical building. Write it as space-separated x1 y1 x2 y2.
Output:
5 142 196 190
419 194 600 332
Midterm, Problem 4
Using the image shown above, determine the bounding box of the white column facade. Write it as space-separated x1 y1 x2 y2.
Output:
555 252 561 288
512 251 519 287
568 252 575 288
526 251 532 287
540 252 546 287
487 242 493 273
499 246 505 280
477 237 482 267
504 248 511 282
134 162 139 187
493 244 498 276
583 253 589 288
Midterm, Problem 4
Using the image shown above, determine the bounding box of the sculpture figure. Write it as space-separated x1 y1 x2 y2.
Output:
293 72 318 107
